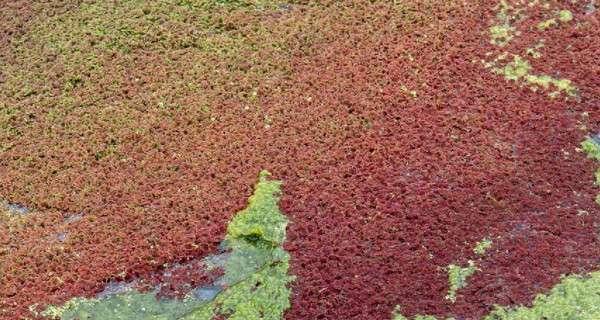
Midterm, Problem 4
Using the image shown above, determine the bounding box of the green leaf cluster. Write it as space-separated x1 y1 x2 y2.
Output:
41 170 294 320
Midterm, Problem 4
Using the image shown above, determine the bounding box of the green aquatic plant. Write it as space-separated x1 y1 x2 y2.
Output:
473 238 493 256
488 0 525 47
581 137 600 205
490 24 516 46
40 170 294 320
582 138 600 161
485 272 600 320
184 170 294 320
537 10 573 30
42 292 202 320
446 261 477 303
485 1 578 98
557 10 573 22
537 18 557 30
393 271 600 320
491 55 577 96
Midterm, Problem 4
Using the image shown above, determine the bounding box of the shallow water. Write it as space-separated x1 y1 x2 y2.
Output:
4 202 29 215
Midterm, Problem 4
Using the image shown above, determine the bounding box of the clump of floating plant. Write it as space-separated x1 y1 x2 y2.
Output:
445 261 477 303
483 1 578 98
393 238 599 319
581 135 600 204
391 271 600 320
582 136 600 161
485 271 600 320
537 10 573 30
445 237 496 303
473 238 493 256
40 170 294 320
393 236 495 317
488 0 525 47
525 40 545 59
485 54 577 97
183 170 294 320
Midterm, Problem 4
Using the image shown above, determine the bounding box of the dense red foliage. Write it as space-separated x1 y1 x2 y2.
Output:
0 1 599 319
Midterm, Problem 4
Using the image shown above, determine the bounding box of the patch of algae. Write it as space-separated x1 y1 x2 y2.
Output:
393 271 600 320
445 261 477 303
40 170 294 320
394 222 600 320
537 10 573 30
581 137 600 205
484 0 578 98
473 238 493 256
490 55 577 97
489 0 522 46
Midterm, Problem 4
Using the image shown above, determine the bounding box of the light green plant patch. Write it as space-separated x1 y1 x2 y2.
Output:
488 0 524 47
392 271 600 320
393 312 442 320
485 1 578 98
490 24 517 46
485 271 600 320
558 10 573 22
581 137 600 204
537 18 557 30
392 306 446 320
473 238 493 256
40 170 294 320
537 10 573 30
491 55 577 96
525 41 545 59
41 292 203 320
446 261 477 303
582 138 600 161
495 55 531 81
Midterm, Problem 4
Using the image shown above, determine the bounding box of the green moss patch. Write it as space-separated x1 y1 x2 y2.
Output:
490 55 577 97
490 24 516 46
393 271 600 320
445 261 477 303
485 1 578 99
537 10 573 30
582 138 600 161
485 271 600 320
474 238 493 256
40 170 294 320
581 137 600 205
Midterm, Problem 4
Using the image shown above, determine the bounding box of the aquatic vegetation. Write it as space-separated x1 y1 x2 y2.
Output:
485 271 600 320
485 1 578 97
537 10 573 30
393 271 600 320
40 171 294 320
581 136 600 204
445 261 477 303
489 54 577 96
582 137 600 161
473 238 493 256
488 0 521 46
2 0 600 319
490 24 517 46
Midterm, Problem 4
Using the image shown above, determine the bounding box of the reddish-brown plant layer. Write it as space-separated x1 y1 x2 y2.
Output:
0 1 599 319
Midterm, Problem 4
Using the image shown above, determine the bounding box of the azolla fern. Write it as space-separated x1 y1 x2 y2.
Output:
40 170 294 320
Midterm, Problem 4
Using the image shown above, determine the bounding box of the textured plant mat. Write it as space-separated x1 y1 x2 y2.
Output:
0 0 599 319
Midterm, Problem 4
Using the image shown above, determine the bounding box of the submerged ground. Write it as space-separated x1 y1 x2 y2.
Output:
0 1 599 319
